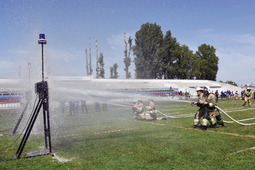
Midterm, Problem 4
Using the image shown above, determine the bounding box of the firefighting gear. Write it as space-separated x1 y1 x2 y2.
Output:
194 107 205 128
205 93 225 128
235 91 239 100
133 100 145 120
205 93 217 127
193 90 225 130
193 90 206 128
242 89 252 107
201 112 210 130
133 100 164 121
216 105 255 126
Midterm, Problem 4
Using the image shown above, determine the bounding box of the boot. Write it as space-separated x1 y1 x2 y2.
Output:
194 125 200 129
201 125 207 131
210 123 219 128
218 122 226 127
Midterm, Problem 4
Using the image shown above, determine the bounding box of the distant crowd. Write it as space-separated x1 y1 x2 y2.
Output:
178 90 191 99
215 89 255 101
178 89 255 102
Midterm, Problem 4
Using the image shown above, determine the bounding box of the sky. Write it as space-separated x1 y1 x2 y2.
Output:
1 0 255 86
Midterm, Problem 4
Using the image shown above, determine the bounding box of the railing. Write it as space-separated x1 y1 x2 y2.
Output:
0 102 21 109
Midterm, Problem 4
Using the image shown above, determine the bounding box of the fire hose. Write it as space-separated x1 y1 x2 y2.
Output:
191 102 255 126
215 105 255 126
162 101 255 125
157 110 175 118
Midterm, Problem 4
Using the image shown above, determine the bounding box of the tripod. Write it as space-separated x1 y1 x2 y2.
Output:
15 81 52 159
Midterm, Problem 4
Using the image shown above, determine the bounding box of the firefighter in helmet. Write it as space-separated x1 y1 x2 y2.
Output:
145 99 166 120
242 87 252 107
145 99 157 120
234 91 239 100
193 87 206 129
198 87 213 130
204 88 225 129
133 99 145 120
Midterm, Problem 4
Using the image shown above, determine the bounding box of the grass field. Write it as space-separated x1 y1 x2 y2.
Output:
1 99 255 169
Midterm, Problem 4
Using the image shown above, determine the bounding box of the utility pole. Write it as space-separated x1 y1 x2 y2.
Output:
85 48 88 76
89 37 92 75
124 33 128 78
96 40 99 78
124 32 132 79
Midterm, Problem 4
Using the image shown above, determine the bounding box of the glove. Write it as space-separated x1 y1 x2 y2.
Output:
208 103 215 108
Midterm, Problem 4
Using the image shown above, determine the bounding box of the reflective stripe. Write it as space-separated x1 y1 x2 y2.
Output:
202 119 208 126
194 119 199 125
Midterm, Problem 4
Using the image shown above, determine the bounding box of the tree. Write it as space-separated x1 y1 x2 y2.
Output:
132 23 219 80
133 22 163 79
194 44 219 80
225 80 238 86
124 33 132 79
173 45 196 79
110 63 118 79
157 30 180 79
98 53 105 78
110 67 114 78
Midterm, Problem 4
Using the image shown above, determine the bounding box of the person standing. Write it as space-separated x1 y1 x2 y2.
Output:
215 90 219 103
59 100 66 115
81 100 88 113
69 101 75 115
94 102 100 112
242 88 253 107
234 91 239 100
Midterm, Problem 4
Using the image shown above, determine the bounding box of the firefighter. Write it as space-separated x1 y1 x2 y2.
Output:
242 88 252 107
145 99 157 120
204 89 225 128
133 99 145 120
69 100 75 115
81 100 88 113
144 99 166 120
193 87 206 129
198 87 213 131
235 91 239 100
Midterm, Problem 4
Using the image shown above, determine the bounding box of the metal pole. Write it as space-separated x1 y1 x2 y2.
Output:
42 44 44 81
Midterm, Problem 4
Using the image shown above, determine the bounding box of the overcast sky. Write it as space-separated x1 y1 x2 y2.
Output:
1 0 255 86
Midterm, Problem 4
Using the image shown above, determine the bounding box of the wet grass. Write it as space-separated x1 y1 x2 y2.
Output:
1 99 255 169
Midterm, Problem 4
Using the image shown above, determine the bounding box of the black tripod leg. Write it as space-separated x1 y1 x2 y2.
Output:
16 99 43 159
12 102 29 135
42 93 52 153
15 81 53 159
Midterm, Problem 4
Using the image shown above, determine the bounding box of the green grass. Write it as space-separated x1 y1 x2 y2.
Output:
1 99 255 169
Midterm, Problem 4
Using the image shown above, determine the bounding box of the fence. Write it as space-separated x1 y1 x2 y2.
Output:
0 102 20 109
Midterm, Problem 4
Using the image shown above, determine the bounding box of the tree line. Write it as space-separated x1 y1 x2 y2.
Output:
99 22 219 81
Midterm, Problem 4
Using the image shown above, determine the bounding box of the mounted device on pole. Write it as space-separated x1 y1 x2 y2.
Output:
15 34 53 159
